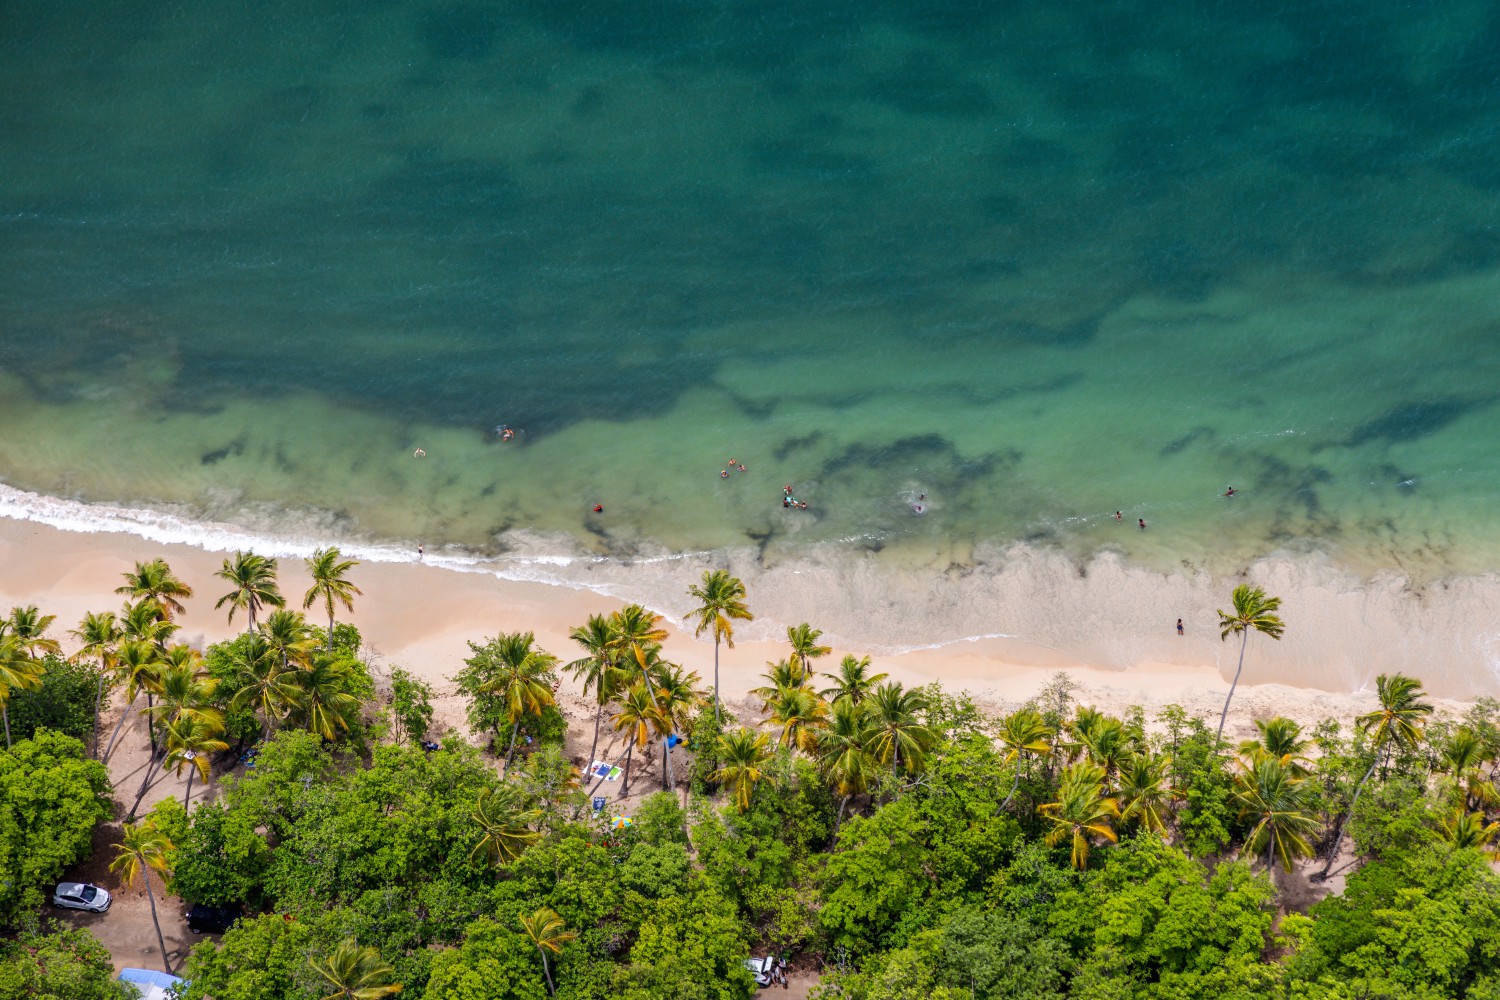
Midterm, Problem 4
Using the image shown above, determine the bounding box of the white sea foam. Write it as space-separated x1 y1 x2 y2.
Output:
3 481 1500 700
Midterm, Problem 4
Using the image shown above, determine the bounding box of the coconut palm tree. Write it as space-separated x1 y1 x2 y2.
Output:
1214 585 1286 744
229 634 302 734
161 714 229 811
1118 754 1175 834
611 682 666 796
476 632 559 765
110 821 175 974
819 654 888 708
289 652 362 741
308 939 402 1000
1234 756 1318 873
0 637 43 749
128 651 223 817
214 551 285 634
1438 727 1499 811
1239 716 1313 777
652 661 704 792
70 610 122 758
686 570 753 724
818 698 876 832
519 907 576 997
3 606 61 659
115 559 194 619
753 658 812 707
260 609 316 671
303 548 362 652
469 785 542 865
786 622 831 680
566 614 626 767
1077 714 1131 783
116 599 178 757
1040 761 1120 870
102 639 163 762
1318 673 1433 878
1440 807 1500 859
864 682 935 776
714 727 772 812
767 685 828 752
996 708 1052 810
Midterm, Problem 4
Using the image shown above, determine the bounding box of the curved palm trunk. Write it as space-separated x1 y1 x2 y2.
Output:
184 767 195 812
999 761 1023 811
129 754 167 820
713 636 721 725
1319 753 1380 878
91 668 107 759
619 743 635 797
540 949 555 996
143 867 172 975
2 705 10 749
1215 629 1250 744
103 691 139 763
589 701 606 767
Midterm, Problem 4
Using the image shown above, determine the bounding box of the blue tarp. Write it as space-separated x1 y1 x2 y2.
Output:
119 968 185 1000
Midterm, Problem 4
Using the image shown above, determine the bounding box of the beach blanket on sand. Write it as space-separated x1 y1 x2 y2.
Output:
588 760 623 780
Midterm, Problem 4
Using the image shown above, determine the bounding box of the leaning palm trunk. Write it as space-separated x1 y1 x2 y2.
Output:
91 669 107 759
1216 629 1250 744
504 720 521 769
2 706 10 749
103 692 139 763
1319 753 1380 878
145 692 158 756
713 635 722 725
143 867 171 974
129 754 167 820
619 743 635 797
999 764 1023 811
540 950 555 996
589 703 603 766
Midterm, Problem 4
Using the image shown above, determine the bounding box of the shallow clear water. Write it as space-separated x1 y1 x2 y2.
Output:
3 0 1500 580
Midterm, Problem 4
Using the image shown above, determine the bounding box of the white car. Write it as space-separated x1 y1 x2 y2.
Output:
53 882 111 912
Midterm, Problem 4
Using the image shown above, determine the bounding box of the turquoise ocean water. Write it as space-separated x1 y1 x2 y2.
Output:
3 0 1500 653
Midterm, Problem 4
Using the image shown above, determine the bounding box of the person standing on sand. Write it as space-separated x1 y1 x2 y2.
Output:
1177 618 1184 636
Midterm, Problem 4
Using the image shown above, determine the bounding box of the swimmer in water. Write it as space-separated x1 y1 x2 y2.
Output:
1222 486 1236 497
500 425 515 442
1115 511 1123 522
1139 518 1147 530
413 448 426 458
592 504 603 513
721 470 730 478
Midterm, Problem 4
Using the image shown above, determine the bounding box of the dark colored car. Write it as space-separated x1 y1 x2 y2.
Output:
185 903 242 934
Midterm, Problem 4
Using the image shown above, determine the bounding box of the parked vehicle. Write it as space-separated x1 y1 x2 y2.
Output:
53 882 111 912
185 902 242 933
744 957 774 988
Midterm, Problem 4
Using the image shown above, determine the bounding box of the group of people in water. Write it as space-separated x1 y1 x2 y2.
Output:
782 484 808 510
1115 486 1237 531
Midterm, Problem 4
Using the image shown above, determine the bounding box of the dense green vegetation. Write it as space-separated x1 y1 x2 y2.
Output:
5 562 1500 999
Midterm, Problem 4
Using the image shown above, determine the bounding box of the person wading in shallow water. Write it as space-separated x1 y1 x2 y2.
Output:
1139 518 1147 530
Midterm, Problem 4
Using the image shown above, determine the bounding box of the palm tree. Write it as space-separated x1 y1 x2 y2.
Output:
1319 673 1433 878
864 682 935 776
767 685 828 752
519 907 576 996
116 599 178 757
1214 585 1286 743
566 614 626 767
1239 716 1312 777
0 637 43 749
102 639 163 762
1040 761 1120 870
611 683 666 796
469 785 542 865
308 939 403 1000
1440 807 1500 859
214 551 285 634
162 714 229 811
1118 754 1175 834
1078 714 1131 783
819 654 888 708
477 632 559 765
3 605 61 658
786 622 831 680
652 661 704 792
260 609 316 671
115 559 193 619
1235 756 1318 873
289 652 362 741
70 610 122 758
303 548 362 652
128 651 223 817
1438 727 1499 811
753 658 811 706
110 821 175 974
607 607 682 791
714 727 772 812
686 570 753 724
229 634 302 735
818 698 876 832
996 708 1052 810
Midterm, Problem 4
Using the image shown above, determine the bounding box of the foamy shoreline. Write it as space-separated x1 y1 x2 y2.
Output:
0 483 1492 735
